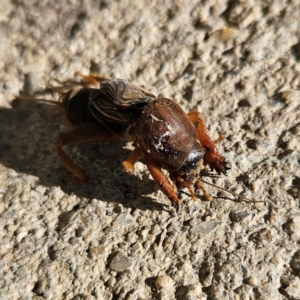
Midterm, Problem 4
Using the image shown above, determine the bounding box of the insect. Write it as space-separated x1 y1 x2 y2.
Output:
17 73 260 210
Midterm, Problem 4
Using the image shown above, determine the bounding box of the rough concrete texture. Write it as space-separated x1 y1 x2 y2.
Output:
0 0 300 299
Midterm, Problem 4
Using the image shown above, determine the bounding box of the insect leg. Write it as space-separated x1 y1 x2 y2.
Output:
187 111 207 132
43 77 68 95
187 111 230 175
122 147 144 175
74 72 109 85
214 133 225 144
195 180 213 201
14 95 64 108
145 156 180 210
56 122 120 183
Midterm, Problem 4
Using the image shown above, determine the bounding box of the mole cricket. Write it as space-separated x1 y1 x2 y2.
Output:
17 73 262 210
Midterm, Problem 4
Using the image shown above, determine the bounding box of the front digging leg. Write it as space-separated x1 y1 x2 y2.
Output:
187 111 230 175
122 147 144 175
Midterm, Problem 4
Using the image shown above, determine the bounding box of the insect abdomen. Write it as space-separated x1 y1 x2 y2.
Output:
62 87 97 126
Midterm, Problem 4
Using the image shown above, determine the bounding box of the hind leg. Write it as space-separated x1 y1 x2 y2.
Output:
56 122 120 183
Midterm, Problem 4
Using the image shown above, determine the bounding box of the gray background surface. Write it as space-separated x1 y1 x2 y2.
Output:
0 0 300 299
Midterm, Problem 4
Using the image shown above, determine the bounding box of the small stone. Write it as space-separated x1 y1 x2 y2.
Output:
89 246 106 256
0 260 6 269
230 211 251 222
155 275 175 300
246 276 256 286
176 283 204 300
284 276 300 299
290 250 300 276
34 185 46 195
214 27 240 42
15 227 28 243
153 78 166 90
247 139 272 151
279 90 300 104
189 221 221 235
180 262 197 286
0 201 5 213
113 213 135 227
109 251 133 272
75 227 85 237
16 265 27 277
283 214 300 240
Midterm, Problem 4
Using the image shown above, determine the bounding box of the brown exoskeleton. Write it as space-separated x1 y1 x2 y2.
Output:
17 73 260 210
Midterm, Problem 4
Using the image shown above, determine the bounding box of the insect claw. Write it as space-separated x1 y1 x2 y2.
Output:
172 202 179 211
178 191 183 199
224 165 231 175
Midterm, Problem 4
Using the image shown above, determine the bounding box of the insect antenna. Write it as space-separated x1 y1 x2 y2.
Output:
197 179 264 203
14 95 64 108
43 77 68 95
14 77 67 108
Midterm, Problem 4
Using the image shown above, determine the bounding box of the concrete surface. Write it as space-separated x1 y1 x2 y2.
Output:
0 0 300 299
